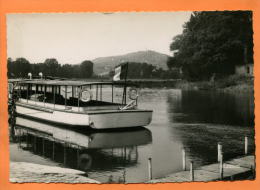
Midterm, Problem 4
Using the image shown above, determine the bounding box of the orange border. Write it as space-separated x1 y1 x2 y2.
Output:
0 0 259 190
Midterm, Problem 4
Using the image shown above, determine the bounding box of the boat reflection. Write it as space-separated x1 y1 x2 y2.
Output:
10 117 152 172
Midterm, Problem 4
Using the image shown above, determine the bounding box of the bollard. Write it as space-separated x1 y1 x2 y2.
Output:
219 153 223 180
245 136 248 155
182 148 186 171
148 157 152 180
190 161 194 181
217 143 223 162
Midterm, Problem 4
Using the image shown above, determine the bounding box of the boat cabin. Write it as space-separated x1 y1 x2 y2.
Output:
9 79 139 112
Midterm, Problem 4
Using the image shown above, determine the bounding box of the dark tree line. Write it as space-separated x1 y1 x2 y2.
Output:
167 11 253 80
109 62 181 79
7 58 94 79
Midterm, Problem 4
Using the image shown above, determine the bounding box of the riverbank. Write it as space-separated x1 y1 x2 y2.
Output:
10 162 100 183
174 75 254 93
107 75 253 92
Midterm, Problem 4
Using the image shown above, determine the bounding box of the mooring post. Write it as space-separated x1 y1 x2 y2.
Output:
77 148 80 169
182 148 186 171
64 145 67 166
52 141 55 160
33 136 36 152
148 157 152 180
190 161 194 181
245 136 248 155
26 132 29 148
219 153 224 180
42 138 45 156
218 142 223 162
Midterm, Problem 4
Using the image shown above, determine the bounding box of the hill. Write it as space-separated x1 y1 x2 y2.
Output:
92 50 169 74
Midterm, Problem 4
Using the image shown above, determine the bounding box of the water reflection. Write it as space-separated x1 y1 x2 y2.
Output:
10 117 152 174
165 90 255 166
167 90 254 126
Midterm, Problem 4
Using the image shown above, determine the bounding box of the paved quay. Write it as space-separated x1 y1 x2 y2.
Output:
10 162 100 183
149 155 255 183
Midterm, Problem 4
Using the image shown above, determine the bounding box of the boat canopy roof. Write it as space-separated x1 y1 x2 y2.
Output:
8 79 138 87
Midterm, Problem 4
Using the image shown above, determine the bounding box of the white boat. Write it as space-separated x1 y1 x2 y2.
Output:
8 79 153 129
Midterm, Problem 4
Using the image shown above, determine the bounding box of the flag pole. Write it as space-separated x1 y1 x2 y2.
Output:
122 62 128 105
124 62 128 104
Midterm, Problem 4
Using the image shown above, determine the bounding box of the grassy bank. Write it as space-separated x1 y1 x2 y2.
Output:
175 75 254 93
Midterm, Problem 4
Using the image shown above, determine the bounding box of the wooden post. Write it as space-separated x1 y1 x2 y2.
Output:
53 86 56 108
33 136 36 152
64 145 67 165
26 84 29 103
77 148 80 169
182 148 186 171
52 141 55 160
78 86 80 112
112 84 114 103
190 161 194 181
100 84 102 101
34 85 37 104
148 157 152 180
96 85 98 100
218 143 222 162
26 132 29 148
42 138 45 156
245 136 248 155
44 85 46 107
219 153 223 180
124 147 127 162
65 86 67 108
135 146 138 160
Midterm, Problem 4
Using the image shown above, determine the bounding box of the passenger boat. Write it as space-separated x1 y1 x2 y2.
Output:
8 79 153 129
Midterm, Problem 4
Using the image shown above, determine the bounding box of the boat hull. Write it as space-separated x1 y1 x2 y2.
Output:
15 103 153 129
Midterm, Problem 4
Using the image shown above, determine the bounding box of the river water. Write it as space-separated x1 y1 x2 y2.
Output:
9 89 255 183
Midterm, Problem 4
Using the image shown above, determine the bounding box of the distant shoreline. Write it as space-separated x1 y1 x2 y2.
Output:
120 75 254 93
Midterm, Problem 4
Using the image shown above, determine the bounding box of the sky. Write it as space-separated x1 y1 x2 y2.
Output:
7 12 191 64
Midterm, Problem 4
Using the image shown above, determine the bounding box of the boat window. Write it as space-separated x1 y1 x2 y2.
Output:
18 82 137 108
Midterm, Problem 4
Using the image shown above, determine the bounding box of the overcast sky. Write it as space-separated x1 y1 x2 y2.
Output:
7 12 191 64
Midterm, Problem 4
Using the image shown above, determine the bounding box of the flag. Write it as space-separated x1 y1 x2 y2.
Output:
113 63 128 81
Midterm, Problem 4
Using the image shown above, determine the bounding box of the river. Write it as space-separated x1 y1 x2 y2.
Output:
9 88 255 183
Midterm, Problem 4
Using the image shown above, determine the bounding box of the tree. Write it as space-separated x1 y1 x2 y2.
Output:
9 58 31 77
43 58 61 77
79 60 94 78
7 58 14 78
168 11 253 80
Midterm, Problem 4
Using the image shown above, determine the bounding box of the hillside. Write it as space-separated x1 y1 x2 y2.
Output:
92 50 169 74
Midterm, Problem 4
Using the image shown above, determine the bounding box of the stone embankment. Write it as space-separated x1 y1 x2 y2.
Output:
10 162 100 183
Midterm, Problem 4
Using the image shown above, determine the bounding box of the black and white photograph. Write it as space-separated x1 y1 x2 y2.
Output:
7 11 255 183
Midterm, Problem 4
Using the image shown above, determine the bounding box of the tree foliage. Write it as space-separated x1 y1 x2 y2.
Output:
167 11 253 80
7 58 94 79
115 62 181 79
